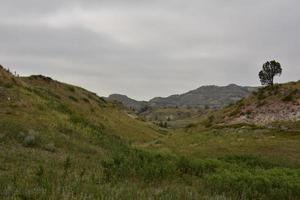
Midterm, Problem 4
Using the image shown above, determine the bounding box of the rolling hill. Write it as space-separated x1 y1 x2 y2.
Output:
1 65 300 199
107 84 258 127
0 66 161 144
149 84 257 108
108 84 257 112
209 81 300 127
107 94 148 113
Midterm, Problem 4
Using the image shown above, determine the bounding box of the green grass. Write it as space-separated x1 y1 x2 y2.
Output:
1 69 300 199
148 128 300 163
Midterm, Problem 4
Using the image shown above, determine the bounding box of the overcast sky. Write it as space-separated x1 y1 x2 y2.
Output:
0 0 299 100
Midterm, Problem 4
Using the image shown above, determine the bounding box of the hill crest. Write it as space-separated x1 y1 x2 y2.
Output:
108 84 257 112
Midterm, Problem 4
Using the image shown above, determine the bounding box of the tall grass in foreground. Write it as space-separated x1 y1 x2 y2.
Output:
101 150 300 200
1 116 299 200
1 119 299 199
1 148 299 199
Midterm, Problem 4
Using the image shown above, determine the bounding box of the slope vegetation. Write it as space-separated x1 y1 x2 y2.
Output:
218 82 300 126
1 65 300 199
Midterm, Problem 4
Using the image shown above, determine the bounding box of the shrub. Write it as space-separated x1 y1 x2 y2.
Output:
158 121 168 128
29 75 52 82
282 89 298 102
256 100 267 107
176 157 219 177
185 123 197 129
225 102 234 108
69 113 89 126
68 86 75 92
202 115 215 127
257 90 266 100
23 135 36 147
101 150 176 183
21 130 40 147
68 96 78 102
99 97 107 103
55 103 71 114
282 95 293 102
221 155 275 169
268 84 280 95
82 97 90 103
2 83 13 88
245 110 252 115
44 143 56 152
204 168 300 200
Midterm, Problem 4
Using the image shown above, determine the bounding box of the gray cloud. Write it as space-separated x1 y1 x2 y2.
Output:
0 0 299 100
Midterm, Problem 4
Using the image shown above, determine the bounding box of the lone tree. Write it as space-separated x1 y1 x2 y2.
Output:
259 60 282 86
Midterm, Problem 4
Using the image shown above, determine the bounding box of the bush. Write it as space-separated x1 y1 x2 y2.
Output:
245 110 252 115
269 84 280 95
29 75 52 82
23 135 36 147
44 143 56 152
257 89 266 100
158 121 168 128
68 86 75 92
101 150 176 183
202 115 215 128
21 130 40 147
102 151 222 184
282 89 298 102
256 100 267 107
176 157 219 177
221 155 275 169
68 96 78 102
204 168 300 200
282 95 293 102
185 123 197 129
82 97 90 103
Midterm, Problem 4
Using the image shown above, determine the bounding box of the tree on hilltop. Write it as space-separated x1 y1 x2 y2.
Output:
259 60 282 86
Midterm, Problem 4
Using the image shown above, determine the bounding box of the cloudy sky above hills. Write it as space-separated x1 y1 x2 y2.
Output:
0 0 299 100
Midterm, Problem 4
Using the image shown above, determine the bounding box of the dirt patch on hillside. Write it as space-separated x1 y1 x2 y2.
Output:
232 101 300 125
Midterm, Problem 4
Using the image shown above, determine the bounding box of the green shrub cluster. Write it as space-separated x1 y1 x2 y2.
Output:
202 115 215 127
282 89 298 102
68 95 78 102
101 152 300 199
205 168 300 200
102 150 176 182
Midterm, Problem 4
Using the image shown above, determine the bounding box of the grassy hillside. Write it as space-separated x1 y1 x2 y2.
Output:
1 66 300 199
0 66 167 198
1 70 161 144
220 82 300 125
183 82 300 131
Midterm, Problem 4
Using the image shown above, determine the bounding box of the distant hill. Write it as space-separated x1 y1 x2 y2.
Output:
149 84 257 108
108 84 257 112
107 94 148 113
185 81 300 128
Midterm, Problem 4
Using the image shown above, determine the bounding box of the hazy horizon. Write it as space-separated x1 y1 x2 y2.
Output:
1 0 299 100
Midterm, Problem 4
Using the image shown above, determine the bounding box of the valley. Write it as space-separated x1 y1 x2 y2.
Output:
0 65 300 200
